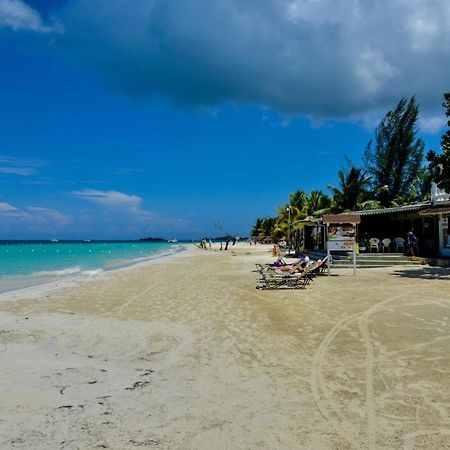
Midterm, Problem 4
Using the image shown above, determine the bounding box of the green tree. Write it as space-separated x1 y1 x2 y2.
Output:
288 190 308 211
305 189 332 216
328 162 374 212
251 216 277 241
394 167 432 205
427 93 450 192
364 97 425 206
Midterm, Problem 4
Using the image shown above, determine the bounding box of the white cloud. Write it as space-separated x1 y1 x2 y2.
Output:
71 189 142 209
71 189 159 224
70 188 177 237
25 207 71 226
0 0 62 33
355 49 399 95
0 166 36 176
419 115 447 134
0 155 45 177
0 202 17 211
0 203 71 236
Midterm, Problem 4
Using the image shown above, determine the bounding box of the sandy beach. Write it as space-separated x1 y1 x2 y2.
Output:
1 244 450 449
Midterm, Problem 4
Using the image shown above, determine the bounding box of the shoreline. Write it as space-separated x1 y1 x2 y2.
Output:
1 243 450 449
0 244 190 302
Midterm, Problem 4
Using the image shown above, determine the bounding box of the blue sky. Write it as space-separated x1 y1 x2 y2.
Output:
0 0 448 239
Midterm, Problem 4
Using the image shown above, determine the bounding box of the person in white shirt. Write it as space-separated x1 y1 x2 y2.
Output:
302 251 310 266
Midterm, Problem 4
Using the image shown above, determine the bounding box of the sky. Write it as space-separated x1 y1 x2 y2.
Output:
0 0 449 240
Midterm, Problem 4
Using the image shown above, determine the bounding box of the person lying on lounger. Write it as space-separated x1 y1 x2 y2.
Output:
272 261 307 273
272 257 287 267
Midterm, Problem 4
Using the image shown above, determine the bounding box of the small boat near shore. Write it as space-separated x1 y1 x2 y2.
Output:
168 236 178 243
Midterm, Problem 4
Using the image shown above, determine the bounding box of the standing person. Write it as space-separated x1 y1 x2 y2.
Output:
301 250 310 266
405 229 418 256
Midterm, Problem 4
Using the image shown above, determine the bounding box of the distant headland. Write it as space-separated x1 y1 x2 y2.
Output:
139 237 166 242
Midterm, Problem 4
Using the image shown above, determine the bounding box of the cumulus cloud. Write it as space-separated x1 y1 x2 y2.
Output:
0 0 62 33
54 0 450 124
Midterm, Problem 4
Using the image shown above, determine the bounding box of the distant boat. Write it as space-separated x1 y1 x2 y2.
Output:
50 239 58 242
167 236 178 243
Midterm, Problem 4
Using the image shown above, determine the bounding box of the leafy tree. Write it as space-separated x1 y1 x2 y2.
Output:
328 161 374 212
364 97 425 206
305 190 332 216
251 216 277 240
394 167 432 205
427 93 450 192
288 190 308 211
273 204 302 243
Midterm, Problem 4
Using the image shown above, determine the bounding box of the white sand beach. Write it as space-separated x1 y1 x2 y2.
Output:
1 244 450 449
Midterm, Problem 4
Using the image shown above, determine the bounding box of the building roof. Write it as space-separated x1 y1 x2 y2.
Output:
419 203 450 216
323 214 361 224
352 202 431 216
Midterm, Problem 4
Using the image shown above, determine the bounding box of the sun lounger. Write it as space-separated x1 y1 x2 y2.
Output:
255 264 310 290
308 256 330 276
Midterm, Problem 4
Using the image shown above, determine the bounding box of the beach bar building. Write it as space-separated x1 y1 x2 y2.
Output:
419 183 450 257
347 183 450 258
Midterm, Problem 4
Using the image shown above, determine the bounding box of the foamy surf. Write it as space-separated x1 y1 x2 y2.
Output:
0 241 188 298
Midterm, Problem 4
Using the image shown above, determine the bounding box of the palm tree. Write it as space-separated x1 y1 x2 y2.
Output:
273 205 302 243
251 217 277 241
288 190 308 211
305 190 332 216
328 164 374 212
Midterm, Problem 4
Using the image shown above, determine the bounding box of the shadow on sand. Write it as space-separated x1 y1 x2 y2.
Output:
392 266 450 280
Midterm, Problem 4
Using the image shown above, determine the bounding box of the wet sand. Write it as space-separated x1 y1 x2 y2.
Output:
1 244 450 449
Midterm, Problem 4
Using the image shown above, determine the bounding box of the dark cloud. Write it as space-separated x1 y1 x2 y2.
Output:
54 0 450 123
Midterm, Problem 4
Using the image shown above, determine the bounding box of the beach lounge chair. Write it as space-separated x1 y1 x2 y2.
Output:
308 256 329 276
255 264 309 290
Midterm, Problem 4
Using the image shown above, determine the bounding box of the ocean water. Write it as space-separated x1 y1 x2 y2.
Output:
0 240 185 293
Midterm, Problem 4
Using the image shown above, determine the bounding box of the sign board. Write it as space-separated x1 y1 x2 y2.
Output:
323 215 360 276
328 239 355 251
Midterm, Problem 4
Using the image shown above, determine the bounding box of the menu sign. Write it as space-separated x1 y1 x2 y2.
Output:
327 223 357 250
323 214 361 275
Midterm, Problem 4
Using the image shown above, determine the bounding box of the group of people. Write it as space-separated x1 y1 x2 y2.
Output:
198 236 238 251
198 238 212 250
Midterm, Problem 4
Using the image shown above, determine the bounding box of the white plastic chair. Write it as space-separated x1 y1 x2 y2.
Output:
381 238 391 253
395 237 405 253
369 238 380 253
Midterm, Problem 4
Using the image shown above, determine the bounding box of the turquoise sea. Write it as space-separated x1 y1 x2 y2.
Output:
0 240 186 293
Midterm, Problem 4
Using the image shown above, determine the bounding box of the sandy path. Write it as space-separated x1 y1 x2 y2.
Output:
1 244 450 449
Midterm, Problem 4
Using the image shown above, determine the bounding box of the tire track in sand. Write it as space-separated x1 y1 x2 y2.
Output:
310 311 362 448
311 293 409 449
357 293 409 450
116 284 154 316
